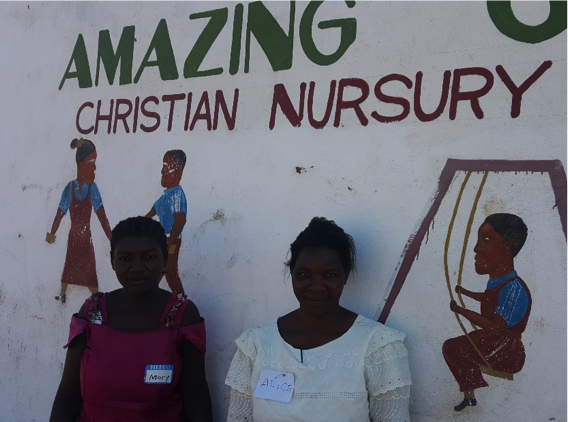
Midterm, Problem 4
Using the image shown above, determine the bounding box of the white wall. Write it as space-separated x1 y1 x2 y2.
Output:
0 2 565 421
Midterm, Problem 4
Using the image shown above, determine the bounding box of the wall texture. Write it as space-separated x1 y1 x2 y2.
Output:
0 2 565 421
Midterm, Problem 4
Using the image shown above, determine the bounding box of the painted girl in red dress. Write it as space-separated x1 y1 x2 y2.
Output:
46 138 112 304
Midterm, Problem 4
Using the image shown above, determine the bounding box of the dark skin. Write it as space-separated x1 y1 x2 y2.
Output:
449 222 514 337
49 236 212 421
277 247 357 350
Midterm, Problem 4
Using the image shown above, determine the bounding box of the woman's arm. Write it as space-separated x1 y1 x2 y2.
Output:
369 386 411 422
365 338 412 422
50 308 88 421
225 331 255 422
179 301 213 422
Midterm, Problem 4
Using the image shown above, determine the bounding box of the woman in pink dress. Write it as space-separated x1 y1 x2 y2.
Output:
50 216 212 421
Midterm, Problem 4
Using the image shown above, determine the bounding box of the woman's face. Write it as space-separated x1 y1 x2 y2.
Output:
78 151 97 184
291 247 348 315
112 236 166 294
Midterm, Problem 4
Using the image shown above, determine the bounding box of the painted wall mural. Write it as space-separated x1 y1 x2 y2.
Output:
0 2 565 421
378 159 566 416
46 138 112 304
145 150 188 295
443 214 531 411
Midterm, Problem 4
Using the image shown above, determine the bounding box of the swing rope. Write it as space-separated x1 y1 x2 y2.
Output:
443 171 492 369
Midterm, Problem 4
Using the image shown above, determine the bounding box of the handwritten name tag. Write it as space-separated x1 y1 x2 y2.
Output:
254 369 294 403
144 364 173 384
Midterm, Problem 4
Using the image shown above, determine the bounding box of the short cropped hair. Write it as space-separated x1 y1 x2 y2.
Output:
166 149 186 169
485 213 528 257
110 216 168 263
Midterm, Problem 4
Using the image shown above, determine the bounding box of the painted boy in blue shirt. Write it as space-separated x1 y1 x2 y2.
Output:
146 150 187 294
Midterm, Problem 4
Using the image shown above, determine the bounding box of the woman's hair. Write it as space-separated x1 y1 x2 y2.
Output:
287 217 356 274
484 213 528 257
110 216 168 263
70 137 96 163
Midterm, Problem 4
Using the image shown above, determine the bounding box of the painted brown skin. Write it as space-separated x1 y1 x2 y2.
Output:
277 247 357 350
49 235 212 422
449 222 512 336
47 151 112 243
145 154 186 253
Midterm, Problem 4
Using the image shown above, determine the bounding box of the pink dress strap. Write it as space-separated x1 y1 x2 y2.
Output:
83 292 107 325
160 293 207 353
64 293 107 349
179 319 206 353
160 293 188 328
64 316 88 348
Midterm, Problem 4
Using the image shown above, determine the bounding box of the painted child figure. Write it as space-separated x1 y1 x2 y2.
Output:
146 150 187 295
443 213 531 411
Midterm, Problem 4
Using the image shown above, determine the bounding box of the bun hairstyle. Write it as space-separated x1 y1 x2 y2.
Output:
110 216 169 264
484 213 528 258
287 217 356 275
70 137 96 163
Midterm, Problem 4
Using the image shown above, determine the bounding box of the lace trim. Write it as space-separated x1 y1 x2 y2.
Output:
365 340 412 396
234 328 258 362
362 321 406 356
162 293 186 328
87 292 103 325
369 385 411 422
226 347 255 394
227 389 253 422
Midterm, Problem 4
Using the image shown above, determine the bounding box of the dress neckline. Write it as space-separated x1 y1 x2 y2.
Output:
276 314 362 352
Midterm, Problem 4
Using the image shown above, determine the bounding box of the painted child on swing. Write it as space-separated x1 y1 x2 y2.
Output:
443 213 531 411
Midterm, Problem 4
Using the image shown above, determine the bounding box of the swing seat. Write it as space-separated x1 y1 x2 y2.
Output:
480 365 514 381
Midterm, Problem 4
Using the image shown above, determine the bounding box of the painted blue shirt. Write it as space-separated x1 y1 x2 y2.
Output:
58 180 103 213
153 185 187 234
486 270 529 328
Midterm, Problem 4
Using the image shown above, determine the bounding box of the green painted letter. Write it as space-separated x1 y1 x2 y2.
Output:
96 26 135 86
245 1 296 73
184 8 228 79
59 34 92 90
488 1 566 44
300 1 356 66
134 19 179 84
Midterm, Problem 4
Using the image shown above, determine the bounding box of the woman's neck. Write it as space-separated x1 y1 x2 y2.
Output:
118 287 163 311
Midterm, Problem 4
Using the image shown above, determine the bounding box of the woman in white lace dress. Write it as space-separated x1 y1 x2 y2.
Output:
225 217 412 421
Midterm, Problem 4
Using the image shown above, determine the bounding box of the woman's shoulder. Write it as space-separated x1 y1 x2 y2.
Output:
352 314 407 344
234 320 278 349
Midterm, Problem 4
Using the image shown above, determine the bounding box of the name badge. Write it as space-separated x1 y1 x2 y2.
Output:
144 364 173 384
254 369 294 403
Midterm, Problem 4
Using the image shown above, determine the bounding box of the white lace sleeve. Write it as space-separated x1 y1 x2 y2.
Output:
225 330 257 422
365 337 412 422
